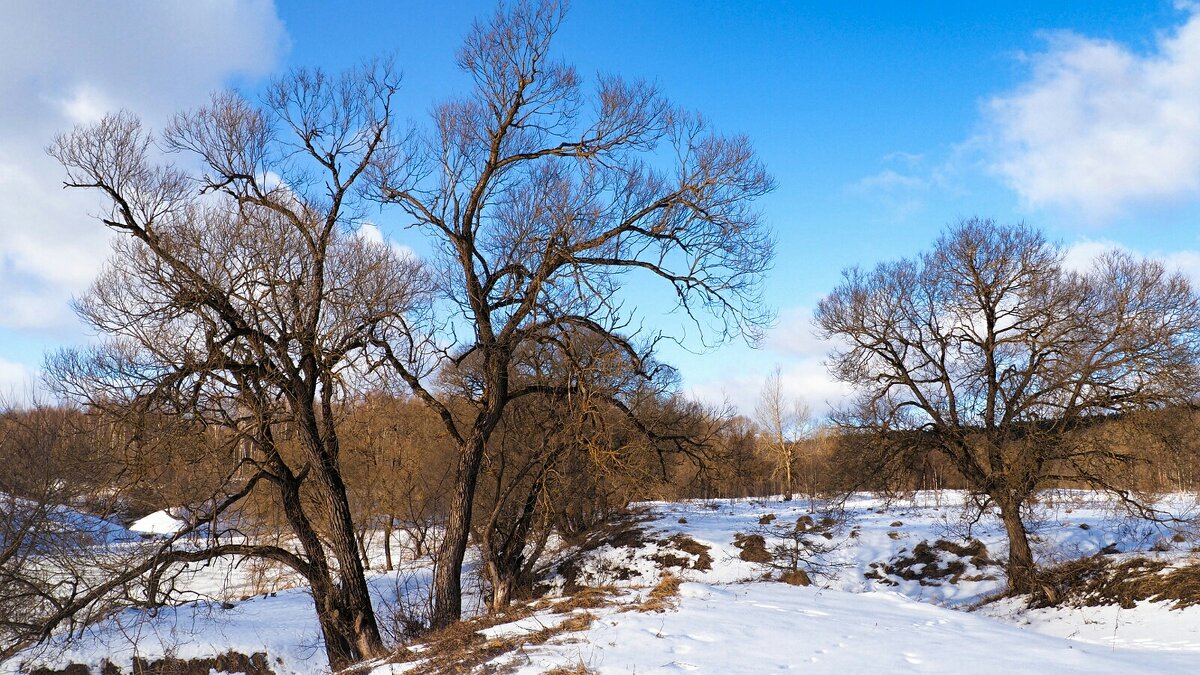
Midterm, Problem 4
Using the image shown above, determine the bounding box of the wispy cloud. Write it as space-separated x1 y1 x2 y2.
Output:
0 356 37 403
847 153 957 222
685 306 851 420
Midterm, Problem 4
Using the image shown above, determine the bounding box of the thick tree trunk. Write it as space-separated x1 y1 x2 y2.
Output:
998 498 1037 595
312 586 367 671
431 433 488 629
275 471 383 668
490 571 516 613
291 400 386 662
320 482 386 660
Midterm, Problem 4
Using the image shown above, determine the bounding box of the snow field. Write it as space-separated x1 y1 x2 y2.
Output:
9 491 1200 673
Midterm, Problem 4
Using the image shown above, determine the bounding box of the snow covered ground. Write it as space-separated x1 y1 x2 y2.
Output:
8 491 1200 673
487 582 1200 673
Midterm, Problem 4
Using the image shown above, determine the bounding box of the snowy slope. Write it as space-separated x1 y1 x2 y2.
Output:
487 582 1200 674
8 491 1200 673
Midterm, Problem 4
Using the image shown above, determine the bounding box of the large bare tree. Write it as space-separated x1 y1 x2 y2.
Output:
370 0 774 627
44 62 426 667
816 218 1200 593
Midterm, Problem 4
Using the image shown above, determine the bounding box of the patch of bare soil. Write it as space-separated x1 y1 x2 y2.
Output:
865 539 999 586
651 534 714 572
552 509 657 594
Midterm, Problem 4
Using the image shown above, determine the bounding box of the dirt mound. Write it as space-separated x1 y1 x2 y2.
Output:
865 539 999 587
652 534 714 572
733 532 772 563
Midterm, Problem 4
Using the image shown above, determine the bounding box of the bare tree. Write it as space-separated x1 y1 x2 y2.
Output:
754 366 811 502
815 218 1200 594
44 61 426 667
369 0 774 627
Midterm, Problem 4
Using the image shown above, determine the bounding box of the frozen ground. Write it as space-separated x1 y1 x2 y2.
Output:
7 491 1200 673
484 582 1199 674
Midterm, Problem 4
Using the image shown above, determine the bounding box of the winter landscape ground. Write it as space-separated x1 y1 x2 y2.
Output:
7 491 1200 673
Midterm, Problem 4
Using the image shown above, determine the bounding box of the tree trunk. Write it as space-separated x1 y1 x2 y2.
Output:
294 404 386 661
357 529 371 570
312 586 368 671
383 517 394 572
320 484 385 660
431 433 488 629
490 572 516 613
276 472 384 669
998 498 1037 595
782 443 793 501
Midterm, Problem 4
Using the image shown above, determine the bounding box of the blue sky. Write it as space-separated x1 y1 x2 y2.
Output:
4 1 1200 415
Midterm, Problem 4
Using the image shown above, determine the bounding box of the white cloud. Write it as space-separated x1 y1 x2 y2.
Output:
59 86 116 125
987 9 1200 218
0 1 287 339
357 222 420 261
0 357 37 403
854 169 929 192
1061 239 1124 273
685 358 850 423
1064 238 1200 285
685 307 853 420
764 306 830 359
847 149 964 223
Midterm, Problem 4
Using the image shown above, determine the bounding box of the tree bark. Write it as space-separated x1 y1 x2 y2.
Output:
319 478 385 660
383 517 395 572
998 498 1037 595
489 569 516 613
431 432 488 629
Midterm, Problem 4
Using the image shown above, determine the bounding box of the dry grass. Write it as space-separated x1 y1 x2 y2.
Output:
636 572 682 613
732 532 772 563
1030 556 1200 610
381 580 629 674
544 664 595 674
779 569 812 586
535 586 620 614
384 601 602 675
